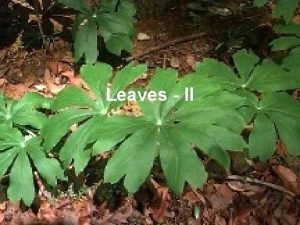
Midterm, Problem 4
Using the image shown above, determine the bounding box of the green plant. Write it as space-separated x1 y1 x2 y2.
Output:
41 63 147 175
42 63 247 194
58 0 136 64
268 22 300 52
195 49 300 161
253 0 299 23
103 68 247 193
0 93 63 205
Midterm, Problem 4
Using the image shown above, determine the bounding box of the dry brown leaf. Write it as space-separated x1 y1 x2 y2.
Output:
215 214 227 225
44 68 65 95
149 178 171 223
207 184 235 211
185 54 196 67
276 140 288 157
170 56 180 68
273 166 300 195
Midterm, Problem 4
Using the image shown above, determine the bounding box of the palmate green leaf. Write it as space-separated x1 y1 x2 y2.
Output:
104 69 246 194
96 4 135 56
249 114 277 161
195 49 300 92
245 92 300 160
0 126 63 206
0 93 48 129
67 0 136 63
43 63 146 174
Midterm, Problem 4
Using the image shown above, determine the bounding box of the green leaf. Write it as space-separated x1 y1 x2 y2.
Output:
253 0 268 7
160 129 207 194
207 125 247 151
195 58 241 90
249 114 277 161
27 138 64 186
97 12 133 35
105 34 133 55
0 125 25 143
93 136 124 155
270 37 300 51
272 0 298 22
7 150 35 206
233 49 260 81
18 92 53 109
53 86 95 110
260 93 300 118
272 115 300 155
104 127 157 193
13 109 47 130
96 10 135 55
74 18 98 64
259 93 300 155
110 63 147 99
0 148 18 178
282 47 300 71
80 63 112 100
275 23 300 37
42 109 92 151
247 59 299 92
118 0 136 17
177 123 231 168
59 117 101 174
58 0 90 14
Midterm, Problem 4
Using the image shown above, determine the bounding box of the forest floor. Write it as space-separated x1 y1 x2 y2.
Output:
0 1 300 225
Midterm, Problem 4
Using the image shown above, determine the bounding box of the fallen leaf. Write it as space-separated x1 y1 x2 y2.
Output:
207 184 235 211
170 56 180 68
149 178 171 223
273 166 300 195
137 33 151 41
185 54 195 67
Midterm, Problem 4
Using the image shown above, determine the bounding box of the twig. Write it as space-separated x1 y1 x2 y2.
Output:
32 0 47 47
226 175 296 197
125 32 207 62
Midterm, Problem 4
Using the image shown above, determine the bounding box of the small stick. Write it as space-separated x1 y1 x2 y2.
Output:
125 32 207 62
33 0 47 47
226 175 296 197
